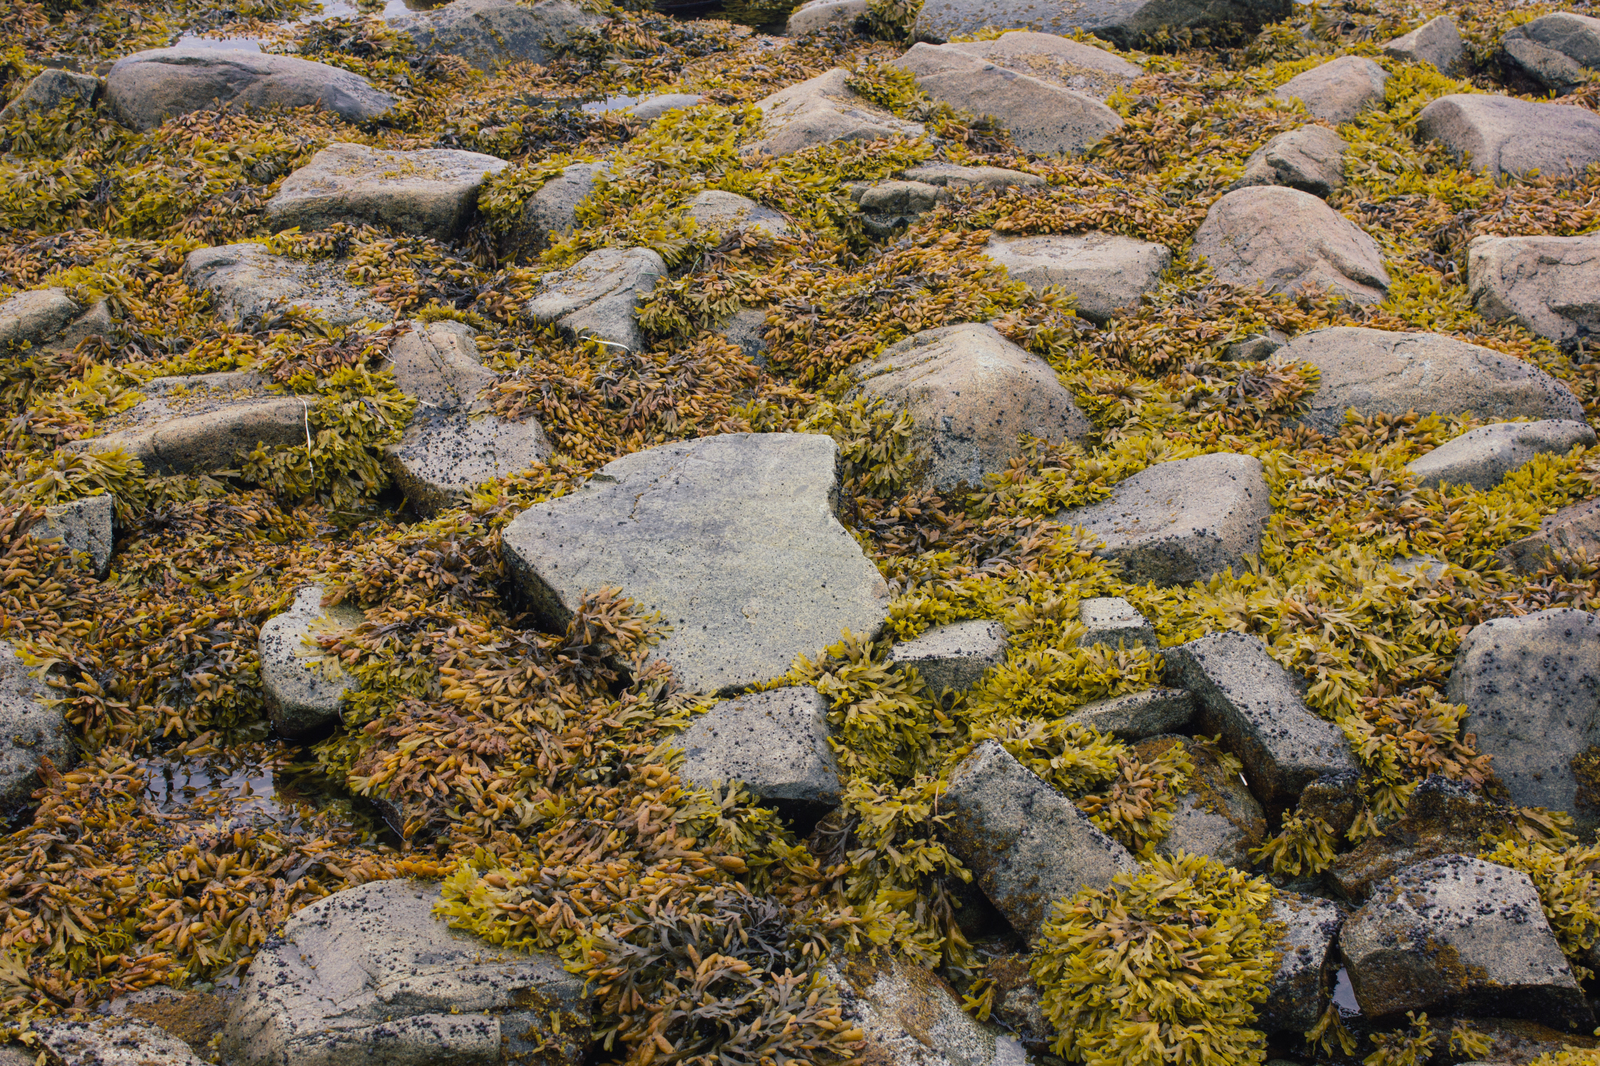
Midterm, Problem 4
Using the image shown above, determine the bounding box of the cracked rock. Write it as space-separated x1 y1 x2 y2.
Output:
1468 233 1600 345
1406 419 1596 490
889 619 1010 693
826 949 1026 1066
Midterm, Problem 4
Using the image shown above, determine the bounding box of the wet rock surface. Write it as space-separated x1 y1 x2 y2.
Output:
0 640 72 811
1273 55 1388 124
258 585 364 738
984 232 1170 322
1231 125 1347 198
1258 893 1341 1033
387 0 602 71
1135 734 1265 869
185 243 393 328
1406 419 1595 490
745 68 924 157
1417 93 1600 181
526 246 664 352
678 686 842 816
889 619 1009 692
1468 232 1600 344
1193 186 1389 304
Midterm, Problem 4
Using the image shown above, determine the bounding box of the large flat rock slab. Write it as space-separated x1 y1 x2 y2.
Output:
501 433 890 694
186 243 393 328
1468 233 1600 344
387 0 602 71
911 0 1290 50
1416 94 1600 182
1194 185 1389 304
745 69 925 158
984 232 1170 322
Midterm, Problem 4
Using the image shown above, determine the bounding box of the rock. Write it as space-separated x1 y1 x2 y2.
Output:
911 0 1290 51
1231 125 1347 198
1076 596 1157 650
1193 186 1389 305
382 320 552 514
1056 452 1272 585
0 287 80 349
226 878 592 1066
744 68 925 158
1066 687 1194 739
1416 94 1600 182
501 433 890 694
37 493 113 578
105 48 394 131
939 740 1136 941
1392 554 1448 582
1165 631 1357 812
264 142 509 241
931 31 1141 97
826 950 1026 1066
1222 330 1287 361
1502 13 1600 94
0 641 72 811
1447 607 1600 836
185 243 392 328
509 161 604 254
972 953 1053 1055
526 246 664 353
1406 420 1596 490
1467 233 1600 345
678 686 842 818
0 68 100 122
1273 56 1388 125
627 93 704 122
848 323 1090 490
685 189 793 240
856 180 947 236
1134 734 1265 869
983 233 1170 323
787 0 866 34
1257 893 1341 1033
1280 327 1586 435
1383 15 1465 74
717 306 769 363
35 1017 207 1066
1341 855 1591 1029
1295 769 1361 840
891 43 1122 156
889 619 1010 692
258 585 364 738
388 0 601 70
1498 496 1600 573
901 163 1044 193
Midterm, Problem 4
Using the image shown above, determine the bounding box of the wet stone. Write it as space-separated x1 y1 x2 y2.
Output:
37 493 113 578
677 686 843 818
1257 893 1341 1034
716 306 769 363
856 179 947 236
1066 687 1194 739
258 585 364 738
1328 775 1512 903
1135 734 1265 870
185 243 392 328
889 619 1010 693
1076 596 1157 651
1406 419 1596 490
526 246 665 353
983 232 1170 323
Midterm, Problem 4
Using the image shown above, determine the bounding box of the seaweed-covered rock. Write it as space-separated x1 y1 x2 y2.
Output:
1500 12 1600 94
0 68 99 122
911 0 1290 50
901 162 1046 190
509 160 605 254
1468 233 1600 344
1056 452 1272 585
717 306 769 363
1282 326 1586 434
0 287 80 349
684 189 793 239
745 69 925 158
1416 93 1600 181
825 950 1026 1066
1134 734 1265 869
526 246 664 353
1066 687 1194 739
1193 186 1389 305
37 493 113 578
678 686 842 818
786 0 866 34
105 48 394 131
1406 419 1596 490
1498 496 1600 573
929 31 1141 97
983 232 1170 322
185 243 392 328
1341 855 1591 1029
225 878 592 1066
1231 125 1347 198
1383 15 1465 74
1166 631 1357 812
35 1016 207 1066
940 740 1136 941
889 619 1009 692
258 585 364 738
0 640 72 811
1272 55 1388 124
501 433 890 694
387 0 602 71
1076 596 1157 651
856 180 947 235
264 143 509 240
1328 776 1512 902
1257 893 1341 1034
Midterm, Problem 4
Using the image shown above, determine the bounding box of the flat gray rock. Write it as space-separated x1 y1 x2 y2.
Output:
940 740 1135 941
745 69 925 158
933 32 1141 97
226 878 592 1066
259 585 364 738
1258 893 1341 1034
526 246 664 353
510 160 604 254
678 686 842 815
786 0 866 34
0 640 72 811
1057 452 1272 585
1502 13 1600 94
848 323 1090 490
1231 125 1347 198
1273 55 1388 125
1066 687 1194 739
1193 186 1388 304
889 619 1009 692
36 1017 206 1066
1468 233 1600 344
1165 631 1357 812
501 433 890 694
1406 419 1596 490
186 243 392 328
911 0 1290 51
902 162 1045 190
265 142 509 241
984 232 1170 322
1416 93 1600 182
1498 496 1600 573
387 0 602 71
1135 733 1264 869
826 950 1026 1066
0 287 80 350
1342 855 1590 1029
1383 15 1465 74
1280 326 1586 435
0 68 99 122
1076 596 1157 650
105 48 394 131
685 189 793 240
37 493 113 578
857 180 947 235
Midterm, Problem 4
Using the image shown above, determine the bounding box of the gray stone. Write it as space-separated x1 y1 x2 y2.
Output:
630 93 703 122
1076 596 1157 650
1393 554 1448 582
1383 15 1465 75
940 740 1136 942
1057 452 1272 585
1342 855 1590 1029
0 641 72 811
387 0 602 71
717 306 769 363
1502 13 1600 94
259 585 364 738
105 48 394 131
0 68 99 122
37 493 113 578
1193 186 1389 305
1416 94 1600 182
1447 607 1600 835
1135 734 1265 869
826 950 1026 1066
685 189 793 240
901 162 1045 191
185 243 392 328
511 161 604 254
911 0 1290 51
1258 893 1341 1034
1165 631 1357 812
501 433 890 695
745 69 925 158
1498 497 1600 573
934 31 1141 98
889 619 1009 692
984 232 1170 323
264 142 509 241
1281 327 1586 435
0 288 80 350
1406 420 1596 490
1223 329 1287 362
892 43 1122 156
857 180 947 236
1273 56 1388 125
848 323 1091 490
1326 774 1506 904
226 878 592 1066
678 686 842 815
1066 687 1194 739
35 1017 206 1066
786 0 867 34
1468 233 1600 344
1231 125 1347 199
526 246 663 353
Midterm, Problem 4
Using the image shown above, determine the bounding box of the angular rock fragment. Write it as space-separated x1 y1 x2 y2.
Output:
1416 94 1600 182
849 323 1090 490
35 1016 207 1066
1501 12 1600 95
264 142 509 241
931 31 1141 97
1383 15 1465 74
1193 186 1389 305
1498 496 1600 573
855 179 946 236
1342 855 1591 1029
258 585 364 738
526 246 664 353
185 243 392 328
1406 420 1595 490
940 740 1136 941
1468 233 1600 344
1165 632 1357 812
1257 893 1341 1033
387 0 602 71
226 878 592 1066
1134 734 1265 869
745 69 925 158
1273 56 1388 125
1328 775 1512 902
785 0 865 34
1076 596 1157 651
902 162 1045 191
0 287 80 349
1231 125 1347 198
889 619 1009 692
37 493 113 578
1066 687 1194 739
1057 452 1272 585
826 950 1026 1066
911 0 1290 51
501 433 890 694
984 232 1170 322
0 640 72 810
684 189 793 239
509 160 604 254
678 686 841 818
0 68 99 122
